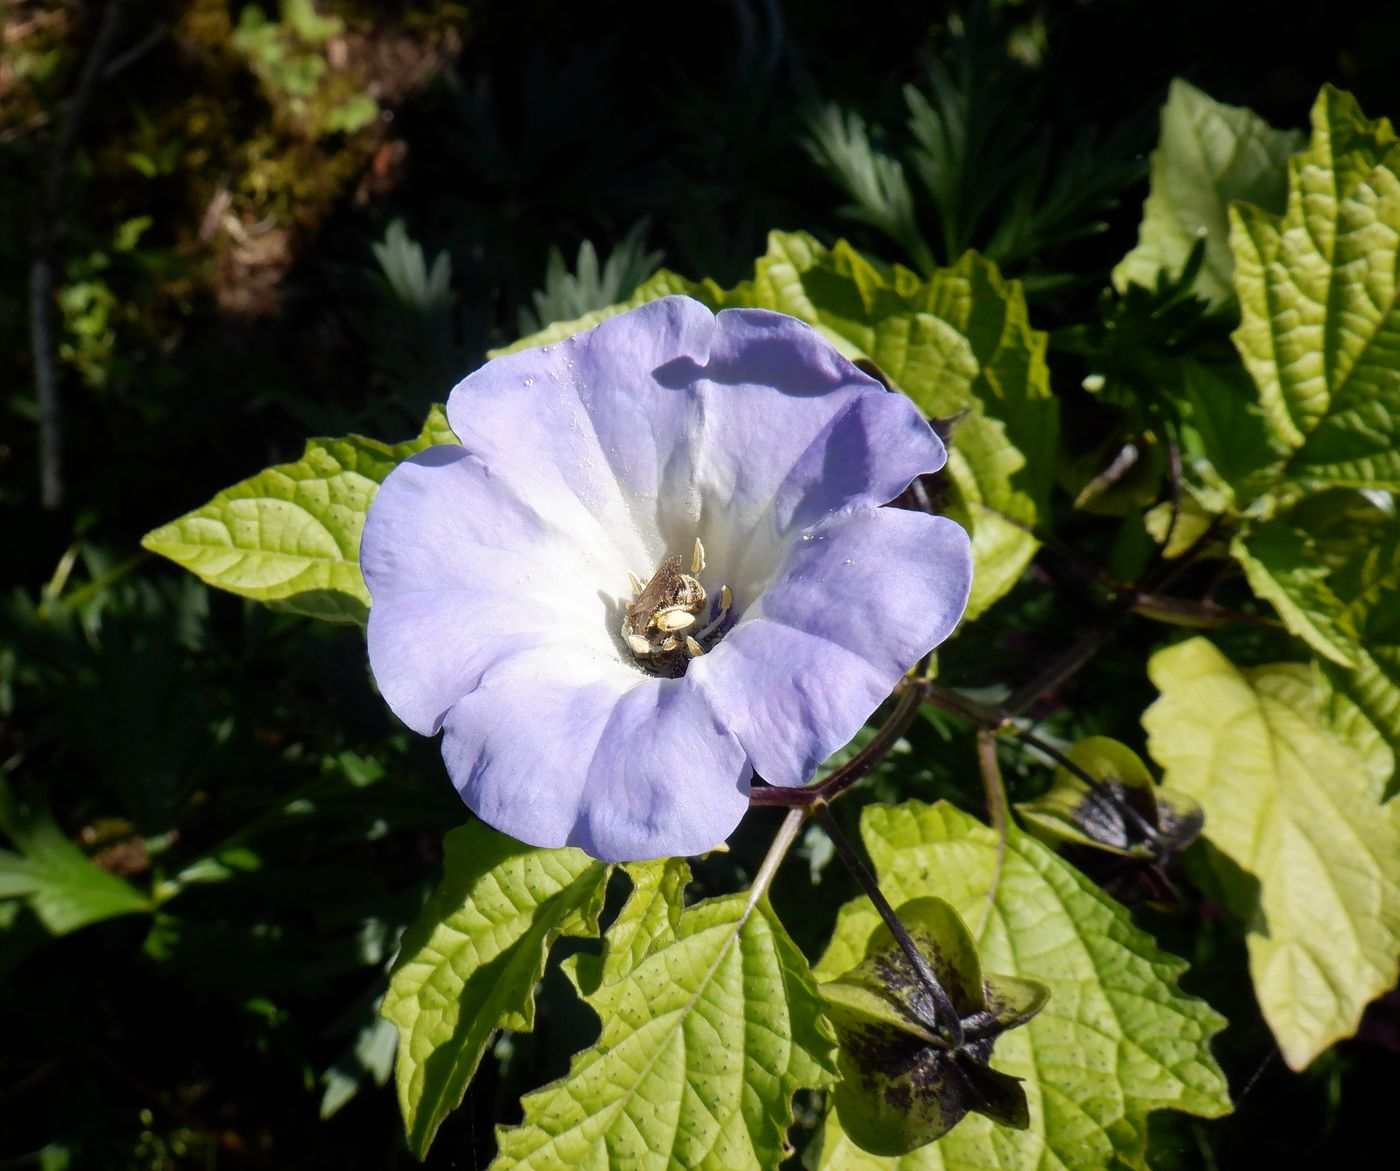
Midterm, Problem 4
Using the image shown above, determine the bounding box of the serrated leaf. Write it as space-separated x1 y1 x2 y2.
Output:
1144 637 1400 1068
381 821 610 1158
814 801 1229 1170
501 232 1055 620
142 406 456 624
490 864 837 1171
1232 86 1400 487
0 779 150 934
1115 79 1301 307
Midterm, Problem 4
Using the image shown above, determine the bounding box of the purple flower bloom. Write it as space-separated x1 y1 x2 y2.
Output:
360 297 972 861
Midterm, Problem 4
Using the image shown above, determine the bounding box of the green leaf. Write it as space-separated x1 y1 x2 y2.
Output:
813 801 1229 1170
1232 86 1400 488
380 821 610 1158
0 779 150 934
1175 360 1288 510
1231 519 1357 667
501 232 1056 620
1319 506 1400 788
1115 79 1301 308
1144 637 1400 1068
142 406 456 624
490 862 837 1171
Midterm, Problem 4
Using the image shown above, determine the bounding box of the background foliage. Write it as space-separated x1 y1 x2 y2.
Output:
5 1 1400 1168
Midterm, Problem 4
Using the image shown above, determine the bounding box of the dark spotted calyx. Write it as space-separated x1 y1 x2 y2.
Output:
1016 735 1204 865
820 897 1048 1157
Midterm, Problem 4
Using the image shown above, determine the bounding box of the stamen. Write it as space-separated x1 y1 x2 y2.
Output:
693 583 735 644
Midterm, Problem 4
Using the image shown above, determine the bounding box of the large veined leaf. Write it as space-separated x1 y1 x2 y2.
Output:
1144 638 1400 1069
490 859 837 1170
0 779 151 934
142 407 456 624
1231 86 1400 488
503 232 1056 620
812 801 1229 1171
380 821 610 1158
1115 79 1301 307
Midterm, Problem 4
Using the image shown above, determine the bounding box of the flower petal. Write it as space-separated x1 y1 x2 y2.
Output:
439 650 751 861
692 508 973 786
362 446 628 735
445 299 944 580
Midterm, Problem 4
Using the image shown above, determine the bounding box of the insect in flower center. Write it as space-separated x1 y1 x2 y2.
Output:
621 538 735 676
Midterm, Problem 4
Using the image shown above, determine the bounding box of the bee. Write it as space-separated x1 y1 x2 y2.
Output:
622 539 731 674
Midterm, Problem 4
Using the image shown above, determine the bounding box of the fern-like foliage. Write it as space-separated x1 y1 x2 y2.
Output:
516 221 663 335
805 23 1146 291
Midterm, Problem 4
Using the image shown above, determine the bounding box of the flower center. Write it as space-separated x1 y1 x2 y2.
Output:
621 538 735 676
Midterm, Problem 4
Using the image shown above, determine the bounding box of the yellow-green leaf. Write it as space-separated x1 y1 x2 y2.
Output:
1231 86 1400 487
813 801 1229 1170
1144 637 1400 1068
1115 79 1301 307
490 864 836 1171
381 822 610 1158
142 406 456 624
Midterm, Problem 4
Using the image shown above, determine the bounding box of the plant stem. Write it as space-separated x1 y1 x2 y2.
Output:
813 802 965 1048
925 685 1162 847
744 807 806 914
972 729 1007 937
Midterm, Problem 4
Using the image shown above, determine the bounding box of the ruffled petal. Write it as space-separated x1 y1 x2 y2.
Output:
444 299 944 583
692 508 972 786
439 649 750 861
363 446 630 735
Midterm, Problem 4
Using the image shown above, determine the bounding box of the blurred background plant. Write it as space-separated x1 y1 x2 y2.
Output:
5 1 1400 1167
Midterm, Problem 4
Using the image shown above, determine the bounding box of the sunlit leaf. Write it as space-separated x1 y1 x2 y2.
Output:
142 407 456 624
1232 86 1400 487
814 801 1229 1170
381 821 610 1158
490 860 837 1170
1144 637 1400 1068
1115 79 1301 307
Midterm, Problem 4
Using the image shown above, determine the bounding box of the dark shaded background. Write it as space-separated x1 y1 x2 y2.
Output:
3 1 1399 1167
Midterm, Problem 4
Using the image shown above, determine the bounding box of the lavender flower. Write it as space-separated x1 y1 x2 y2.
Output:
360 297 972 861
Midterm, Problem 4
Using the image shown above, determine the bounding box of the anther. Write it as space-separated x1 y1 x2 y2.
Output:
626 633 652 656
654 607 697 632
685 636 704 657
692 538 706 574
627 570 645 596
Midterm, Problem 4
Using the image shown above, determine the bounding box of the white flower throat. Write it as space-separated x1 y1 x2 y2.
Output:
621 538 735 676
